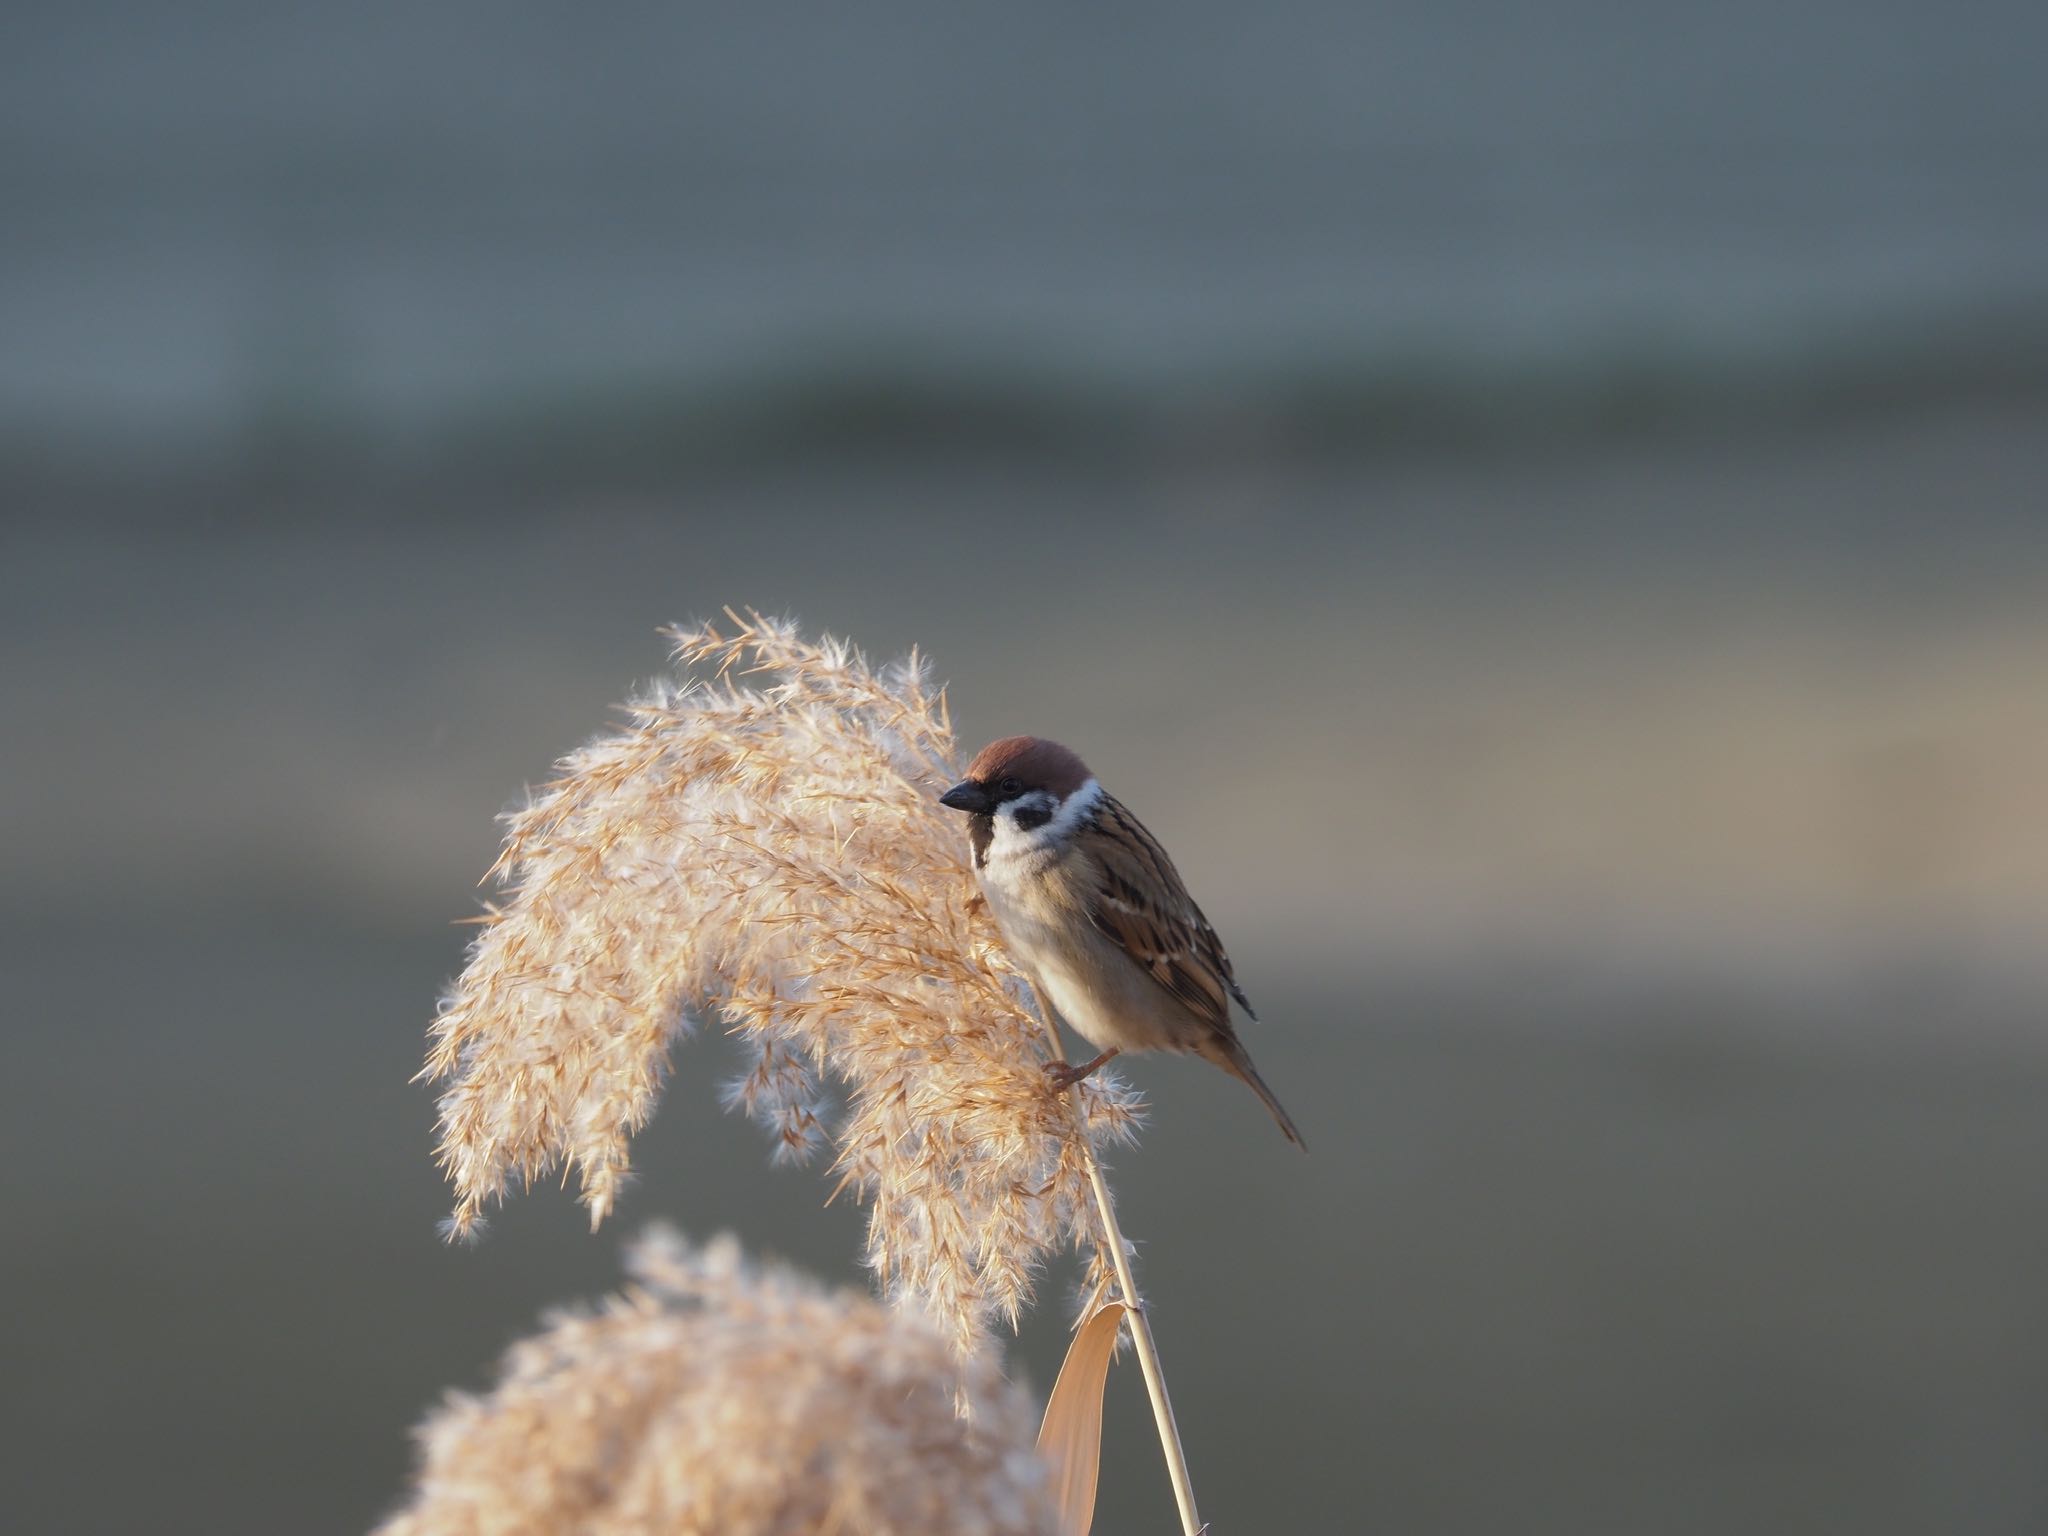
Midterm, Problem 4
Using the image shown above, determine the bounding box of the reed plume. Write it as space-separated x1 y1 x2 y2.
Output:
376 1227 1059 1536
421 613 1143 1357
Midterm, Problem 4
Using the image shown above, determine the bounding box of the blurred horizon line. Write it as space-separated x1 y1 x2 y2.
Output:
7 301 2047 513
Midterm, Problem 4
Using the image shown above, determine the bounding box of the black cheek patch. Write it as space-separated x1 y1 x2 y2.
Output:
1012 803 1053 832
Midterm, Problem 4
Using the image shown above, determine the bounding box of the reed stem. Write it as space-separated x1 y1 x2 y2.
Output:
1028 984 1204 1536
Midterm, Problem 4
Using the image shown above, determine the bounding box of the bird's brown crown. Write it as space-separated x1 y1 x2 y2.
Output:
964 736 1093 797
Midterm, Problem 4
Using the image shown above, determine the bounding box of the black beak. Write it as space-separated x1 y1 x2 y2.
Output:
939 780 993 814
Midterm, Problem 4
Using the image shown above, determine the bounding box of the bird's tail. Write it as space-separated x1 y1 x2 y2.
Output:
1212 1036 1307 1151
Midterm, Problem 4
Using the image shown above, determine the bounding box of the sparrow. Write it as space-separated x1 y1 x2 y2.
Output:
940 735 1304 1148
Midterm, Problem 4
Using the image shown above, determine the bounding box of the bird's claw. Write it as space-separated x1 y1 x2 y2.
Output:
1043 1048 1121 1092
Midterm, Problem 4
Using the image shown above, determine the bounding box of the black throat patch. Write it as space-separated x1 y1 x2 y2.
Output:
968 812 994 869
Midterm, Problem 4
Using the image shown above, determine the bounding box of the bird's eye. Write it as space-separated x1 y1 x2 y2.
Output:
999 776 1023 796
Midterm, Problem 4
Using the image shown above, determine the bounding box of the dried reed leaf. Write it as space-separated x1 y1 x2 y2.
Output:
1036 1301 1130 1536
421 612 1144 1356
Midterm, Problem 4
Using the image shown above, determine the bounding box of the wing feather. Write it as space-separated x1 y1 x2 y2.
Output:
1082 795 1252 1028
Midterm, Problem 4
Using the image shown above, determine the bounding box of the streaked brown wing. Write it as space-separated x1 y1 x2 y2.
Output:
1083 794 1253 1028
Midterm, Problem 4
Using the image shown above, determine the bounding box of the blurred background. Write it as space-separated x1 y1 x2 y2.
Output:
5 3 2048 1532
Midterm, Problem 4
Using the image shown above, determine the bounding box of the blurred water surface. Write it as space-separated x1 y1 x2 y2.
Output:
10 422 2048 1532
5 0 2047 465
5 4 2048 1534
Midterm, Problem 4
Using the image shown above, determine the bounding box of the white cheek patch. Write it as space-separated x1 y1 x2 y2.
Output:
985 779 1102 871
1045 778 1102 841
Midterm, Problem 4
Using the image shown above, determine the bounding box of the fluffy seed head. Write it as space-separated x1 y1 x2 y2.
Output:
420 613 1143 1355
375 1228 1059 1536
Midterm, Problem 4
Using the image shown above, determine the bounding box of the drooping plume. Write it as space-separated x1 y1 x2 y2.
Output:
420 612 1142 1354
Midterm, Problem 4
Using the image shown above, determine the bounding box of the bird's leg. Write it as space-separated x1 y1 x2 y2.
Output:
1044 1048 1121 1091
